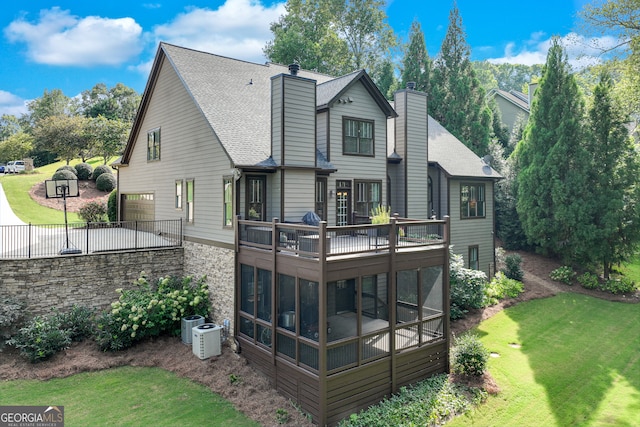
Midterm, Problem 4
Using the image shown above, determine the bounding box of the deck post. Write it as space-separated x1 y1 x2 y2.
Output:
443 215 451 372
318 221 328 426
271 218 279 362
389 217 398 393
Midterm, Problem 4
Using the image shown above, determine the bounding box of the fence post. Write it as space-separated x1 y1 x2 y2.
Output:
28 223 32 259
135 221 138 249
86 222 90 254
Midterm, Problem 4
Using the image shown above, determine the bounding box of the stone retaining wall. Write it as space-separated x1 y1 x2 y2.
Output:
1 248 184 316
183 241 235 327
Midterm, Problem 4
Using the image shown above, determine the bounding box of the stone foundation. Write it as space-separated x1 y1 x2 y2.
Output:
183 241 235 328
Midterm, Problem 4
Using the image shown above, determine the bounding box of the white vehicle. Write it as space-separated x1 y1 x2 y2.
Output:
7 160 25 173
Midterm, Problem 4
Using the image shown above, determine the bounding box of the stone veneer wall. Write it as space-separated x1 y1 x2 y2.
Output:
182 241 235 329
1 248 184 316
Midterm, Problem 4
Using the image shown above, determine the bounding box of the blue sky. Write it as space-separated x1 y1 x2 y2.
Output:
0 0 617 117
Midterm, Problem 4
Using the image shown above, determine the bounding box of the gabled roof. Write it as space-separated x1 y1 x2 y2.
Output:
316 70 397 118
123 43 334 167
487 88 529 112
428 116 501 180
122 43 395 168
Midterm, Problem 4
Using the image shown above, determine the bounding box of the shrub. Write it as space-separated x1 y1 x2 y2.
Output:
339 373 486 427
74 162 93 180
451 333 489 377
78 201 107 223
550 266 575 285
107 189 118 222
0 298 25 349
483 272 524 306
56 165 77 176
601 277 636 294
96 172 116 192
95 274 211 351
577 272 599 290
8 315 72 362
92 164 112 181
450 250 487 319
501 253 524 281
51 169 78 181
53 305 95 342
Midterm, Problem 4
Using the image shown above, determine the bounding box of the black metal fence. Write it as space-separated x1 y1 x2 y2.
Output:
0 219 182 259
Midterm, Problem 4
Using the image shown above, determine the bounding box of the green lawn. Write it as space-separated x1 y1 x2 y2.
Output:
0 158 114 224
448 293 640 427
619 255 640 284
0 366 259 427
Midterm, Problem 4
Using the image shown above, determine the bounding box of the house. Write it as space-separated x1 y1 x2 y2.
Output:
427 116 501 274
487 85 535 135
116 43 498 425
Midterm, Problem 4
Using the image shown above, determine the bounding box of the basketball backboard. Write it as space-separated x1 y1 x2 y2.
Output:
45 179 80 199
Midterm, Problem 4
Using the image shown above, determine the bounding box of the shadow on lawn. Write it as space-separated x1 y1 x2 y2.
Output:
504 294 640 426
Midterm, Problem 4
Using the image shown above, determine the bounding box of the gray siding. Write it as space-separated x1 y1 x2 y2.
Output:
271 76 283 164
282 169 316 222
495 96 529 135
283 76 316 166
327 82 389 222
448 179 495 276
317 111 328 158
402 91 429 219
118 56 234 245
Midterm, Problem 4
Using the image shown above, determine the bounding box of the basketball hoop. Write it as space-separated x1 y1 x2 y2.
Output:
45 179 82 255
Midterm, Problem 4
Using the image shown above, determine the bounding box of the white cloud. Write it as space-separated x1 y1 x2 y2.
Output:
4 7 144 66
151 0 286 64
487 32 621 69
0 90 28 117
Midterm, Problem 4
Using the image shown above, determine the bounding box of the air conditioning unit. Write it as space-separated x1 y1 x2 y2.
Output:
181 315 205 344
192 323 222 359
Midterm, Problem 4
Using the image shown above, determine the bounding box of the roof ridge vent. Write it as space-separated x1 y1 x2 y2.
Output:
289 63 300 76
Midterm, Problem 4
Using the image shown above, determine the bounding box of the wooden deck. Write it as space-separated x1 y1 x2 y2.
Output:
235 217 450 426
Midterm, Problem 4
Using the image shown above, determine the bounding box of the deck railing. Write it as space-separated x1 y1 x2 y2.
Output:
0 219 182 259
238 216 448 258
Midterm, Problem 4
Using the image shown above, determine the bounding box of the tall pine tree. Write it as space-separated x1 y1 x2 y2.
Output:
584 70 640 278
516 37 590 260
428 3 491 156
401 20 430 93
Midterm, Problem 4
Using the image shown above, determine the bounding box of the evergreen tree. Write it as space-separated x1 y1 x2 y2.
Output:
429 3 491 156
584 71 640 278
401 20 430 93
516 37 590 260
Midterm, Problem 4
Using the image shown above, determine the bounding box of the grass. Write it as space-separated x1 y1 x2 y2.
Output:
0 158 115 224
618 254 640 284
448 293 640 427
0 366 259 427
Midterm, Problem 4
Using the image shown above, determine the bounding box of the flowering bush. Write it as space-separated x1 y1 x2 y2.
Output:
95 274 210 351
550 266 576 285
78 201 107 223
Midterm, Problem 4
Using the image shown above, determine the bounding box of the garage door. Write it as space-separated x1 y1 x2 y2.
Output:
121 193 155 222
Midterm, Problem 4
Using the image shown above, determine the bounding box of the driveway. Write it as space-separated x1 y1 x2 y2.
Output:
0 182 179 257
0 182 25 226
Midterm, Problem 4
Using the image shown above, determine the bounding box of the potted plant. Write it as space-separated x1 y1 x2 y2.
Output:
370 205 391 238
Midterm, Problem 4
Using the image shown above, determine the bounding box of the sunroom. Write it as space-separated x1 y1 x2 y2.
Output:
235 218 451 426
